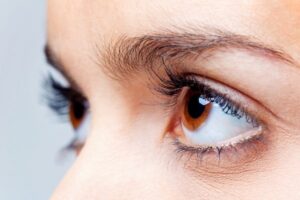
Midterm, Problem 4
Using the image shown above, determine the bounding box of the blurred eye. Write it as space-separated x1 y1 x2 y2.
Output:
68 98 90 154
45 74 90 154
69 98 88 129
69 110 90 154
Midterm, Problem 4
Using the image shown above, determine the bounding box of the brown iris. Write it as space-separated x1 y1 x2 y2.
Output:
182 93 212 131
69 99 86 129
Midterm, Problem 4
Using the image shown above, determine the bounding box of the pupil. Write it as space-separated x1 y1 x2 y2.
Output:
187 95 205 119
73 100 85 119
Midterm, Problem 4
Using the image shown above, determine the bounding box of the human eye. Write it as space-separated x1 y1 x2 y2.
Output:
44 74 90 154
155 68 268 167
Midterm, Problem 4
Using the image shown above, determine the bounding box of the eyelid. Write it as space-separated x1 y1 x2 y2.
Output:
45 72 90 151
189 75 263 122
156 69 271 129
195 73 279 122
152 70 272 167
172 132 269 173
65 112 91 152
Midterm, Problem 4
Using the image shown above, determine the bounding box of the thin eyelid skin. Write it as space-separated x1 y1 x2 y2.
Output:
155 67 271 125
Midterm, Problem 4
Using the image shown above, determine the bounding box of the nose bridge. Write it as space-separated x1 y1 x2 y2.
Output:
52 126 177 199
52 93 188 199
71 104 201 199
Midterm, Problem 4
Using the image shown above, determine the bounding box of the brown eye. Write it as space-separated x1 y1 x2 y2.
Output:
69 99 87 129
182 92 212 131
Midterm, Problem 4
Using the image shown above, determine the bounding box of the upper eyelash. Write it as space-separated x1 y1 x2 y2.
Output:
44 74 88 153
154 68 258 126
44 74 86 117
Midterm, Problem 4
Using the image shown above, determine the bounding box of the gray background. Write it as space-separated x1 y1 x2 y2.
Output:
0 1 74 199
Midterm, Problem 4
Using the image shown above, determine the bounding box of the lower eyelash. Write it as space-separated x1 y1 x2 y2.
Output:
43 74 88 153
172 131 266 166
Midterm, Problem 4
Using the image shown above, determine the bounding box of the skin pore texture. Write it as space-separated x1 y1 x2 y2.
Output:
48 0 300 199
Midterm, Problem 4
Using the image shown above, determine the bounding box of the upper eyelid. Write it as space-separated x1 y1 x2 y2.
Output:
189 74 275 123
156 70 275 127
163 68 281 125
44 45 85 96
44 75 80 115
194 73 281 123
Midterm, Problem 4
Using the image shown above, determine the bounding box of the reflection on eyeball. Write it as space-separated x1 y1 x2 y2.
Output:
181 93 258 147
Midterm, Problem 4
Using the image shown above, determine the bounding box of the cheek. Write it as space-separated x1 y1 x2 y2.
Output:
52 93 300 200
53 118 201 199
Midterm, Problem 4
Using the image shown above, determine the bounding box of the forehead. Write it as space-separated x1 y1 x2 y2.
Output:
47 0 300 66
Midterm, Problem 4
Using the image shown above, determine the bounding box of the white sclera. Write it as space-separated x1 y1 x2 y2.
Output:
182 101 253 146
73 112 91 147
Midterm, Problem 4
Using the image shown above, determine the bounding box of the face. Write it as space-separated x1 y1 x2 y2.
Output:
47 0 300 199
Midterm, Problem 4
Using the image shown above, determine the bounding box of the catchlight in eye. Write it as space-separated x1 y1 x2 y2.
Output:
178 89 260 147
182 93 212 131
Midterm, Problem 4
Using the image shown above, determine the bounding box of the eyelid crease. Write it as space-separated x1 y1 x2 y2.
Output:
187 71 283 124
44 45 86 96
153 67 273 130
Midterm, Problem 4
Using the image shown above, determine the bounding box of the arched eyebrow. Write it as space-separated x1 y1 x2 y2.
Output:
45 28 296 81
99 29 295 80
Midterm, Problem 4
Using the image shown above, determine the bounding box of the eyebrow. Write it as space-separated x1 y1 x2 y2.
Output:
99 28 295 80
46 28 295 81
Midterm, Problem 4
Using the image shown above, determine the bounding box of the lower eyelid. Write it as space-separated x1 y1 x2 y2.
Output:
154 72 273 169
65 111 91 153
170 127 269 171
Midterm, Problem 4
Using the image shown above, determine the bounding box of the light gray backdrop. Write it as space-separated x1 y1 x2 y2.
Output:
0 1 74 199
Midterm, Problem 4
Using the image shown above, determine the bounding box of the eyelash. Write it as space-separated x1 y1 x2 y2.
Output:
172 133 266 167
45 69 264 162
156 68 258 125
44 74 87 151
154 68 264 164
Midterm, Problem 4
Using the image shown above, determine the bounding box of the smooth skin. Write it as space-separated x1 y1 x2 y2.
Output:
48 0 300 199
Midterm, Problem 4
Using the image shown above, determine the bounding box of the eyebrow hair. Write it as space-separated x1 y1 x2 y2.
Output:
98 28 295 80
45 27 296 82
